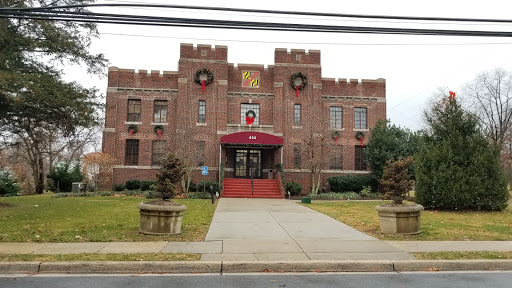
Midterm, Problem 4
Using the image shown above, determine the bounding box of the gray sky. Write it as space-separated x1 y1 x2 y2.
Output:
65 0 512 131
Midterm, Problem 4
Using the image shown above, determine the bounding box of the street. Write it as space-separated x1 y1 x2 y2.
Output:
1 272 511 288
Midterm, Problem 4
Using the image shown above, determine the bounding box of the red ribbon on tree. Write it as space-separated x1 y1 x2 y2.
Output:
129 129 134 135
296 87 299 97
246 116 255 125
157 130 162 139
449 91 456 100
202 80 205 91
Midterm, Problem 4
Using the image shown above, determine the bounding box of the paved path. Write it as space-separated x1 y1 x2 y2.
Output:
202 198 414 261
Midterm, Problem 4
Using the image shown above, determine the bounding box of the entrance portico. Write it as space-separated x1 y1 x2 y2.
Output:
219 132 283 180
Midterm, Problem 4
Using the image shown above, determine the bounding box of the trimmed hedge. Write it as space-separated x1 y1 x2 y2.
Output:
327 175 378 193
197 180 220 192
113 183 125 191
140 181 154 191
125 180 141 191
308 192 360 200
285 181 303 196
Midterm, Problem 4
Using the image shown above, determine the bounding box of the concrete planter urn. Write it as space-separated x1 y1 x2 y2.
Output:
138 200 187 235
375 204 424 235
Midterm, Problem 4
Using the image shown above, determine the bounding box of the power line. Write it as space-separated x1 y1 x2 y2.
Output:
3 3 512 24
101 32 512 46
3 10 512 37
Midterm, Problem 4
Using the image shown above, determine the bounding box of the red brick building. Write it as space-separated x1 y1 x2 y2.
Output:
102 43 386 196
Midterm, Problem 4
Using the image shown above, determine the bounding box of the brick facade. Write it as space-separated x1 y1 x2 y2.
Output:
102 43 386 193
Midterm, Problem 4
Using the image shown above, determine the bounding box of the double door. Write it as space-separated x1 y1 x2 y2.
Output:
235 149 261 178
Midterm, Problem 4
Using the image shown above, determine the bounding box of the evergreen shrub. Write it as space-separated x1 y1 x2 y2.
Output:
327 175 378 193
125 180 141 191
285 181 303 195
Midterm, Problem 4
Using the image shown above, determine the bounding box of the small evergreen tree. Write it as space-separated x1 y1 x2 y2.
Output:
155 153 186 200
47 162 84 192
0 169 19 196
367 120 419 180
380 157 414 204
415 96 509 210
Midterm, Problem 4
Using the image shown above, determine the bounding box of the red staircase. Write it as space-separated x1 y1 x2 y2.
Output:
222 178 282 199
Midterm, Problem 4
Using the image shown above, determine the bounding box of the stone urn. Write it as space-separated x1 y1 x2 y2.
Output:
138 200 187 235
375 203 424 235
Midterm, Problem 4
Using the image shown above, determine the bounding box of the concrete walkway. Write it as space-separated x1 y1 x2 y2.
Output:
202 198 414 261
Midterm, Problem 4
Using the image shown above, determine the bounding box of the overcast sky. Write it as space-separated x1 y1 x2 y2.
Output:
64 0 512 131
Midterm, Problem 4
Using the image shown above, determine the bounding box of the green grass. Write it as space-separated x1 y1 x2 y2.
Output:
0 194 217 242
0 253 200 262
303 201 512 241
413 251 512 260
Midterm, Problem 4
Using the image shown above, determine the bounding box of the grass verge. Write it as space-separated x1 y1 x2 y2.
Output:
0 253 200 262
302 200 512 241
0 194 217 242
413 251 512 260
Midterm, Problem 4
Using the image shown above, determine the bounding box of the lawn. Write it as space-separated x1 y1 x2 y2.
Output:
303 200 512 241
0 194 217 242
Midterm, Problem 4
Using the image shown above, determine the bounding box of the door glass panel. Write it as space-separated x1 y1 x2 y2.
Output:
249 150 261 178
235 150 247 177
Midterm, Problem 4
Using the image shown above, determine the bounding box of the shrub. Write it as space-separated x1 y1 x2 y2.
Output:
185 192 211 199
380 157 414 204
308 192 361 200
285 181 303 196
47 162 84 192
197 180 220 193
143 191 158 199
155 153 186 200
140 181 154 191
327 175 378 193
113 183 125 191
125 180 141 191
0 170 19 196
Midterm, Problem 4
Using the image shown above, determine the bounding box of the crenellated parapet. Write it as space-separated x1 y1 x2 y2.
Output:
274 48 321 65
107 66 179 89
180 43 228 61
321 78 386 98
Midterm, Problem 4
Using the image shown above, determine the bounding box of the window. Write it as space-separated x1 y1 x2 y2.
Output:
153 100 167 123
330 106 342 129
241 103 260 125
197 141 205 166
152 140 167 166
294 104 301 126
293 144 301 169
125 139 139 166
355 107 367 129
198 101 206 123
355 146 367 171
127 99 141 122
330 145 342 170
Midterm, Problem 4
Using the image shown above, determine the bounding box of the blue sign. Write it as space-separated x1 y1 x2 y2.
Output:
202 166 208 175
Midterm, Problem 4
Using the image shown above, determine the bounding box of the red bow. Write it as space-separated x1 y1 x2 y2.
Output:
129 129 134 135
246 116 255 125
449 91 456 100
157 130 162 139
334 136 338 146
360 137 364 147
202 80 205 91
296 87 299 97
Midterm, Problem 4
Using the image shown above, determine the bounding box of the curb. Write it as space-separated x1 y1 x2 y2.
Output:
1 260 512 274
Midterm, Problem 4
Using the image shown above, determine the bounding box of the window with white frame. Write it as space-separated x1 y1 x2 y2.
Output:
330 106 342 129
354 107 367 129
294 104 301 126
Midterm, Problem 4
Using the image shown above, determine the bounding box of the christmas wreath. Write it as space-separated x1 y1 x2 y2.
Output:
128 124 138 135
245 110 256 125
290 72 308 96
154 125 164 139
355 131 365 146
331 130 341 146
194 68 214 91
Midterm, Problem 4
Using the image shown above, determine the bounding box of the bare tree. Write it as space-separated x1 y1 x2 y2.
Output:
302 130 331 194
463 68 512 148
175 137 204 193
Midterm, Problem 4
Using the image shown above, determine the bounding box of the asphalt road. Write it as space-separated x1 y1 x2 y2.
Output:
1 272 511 288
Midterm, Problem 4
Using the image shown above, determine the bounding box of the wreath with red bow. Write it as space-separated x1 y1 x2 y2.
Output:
331 130 341 146
290 72 308 96
194 68 214 91
128 124 137 135
154 125 164 139
355 131 365 146
245 110 256 125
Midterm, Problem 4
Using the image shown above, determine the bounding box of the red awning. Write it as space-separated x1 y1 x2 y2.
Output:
220 132 283 146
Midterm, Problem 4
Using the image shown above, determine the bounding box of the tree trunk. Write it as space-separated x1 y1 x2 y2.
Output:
35 154 44 194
